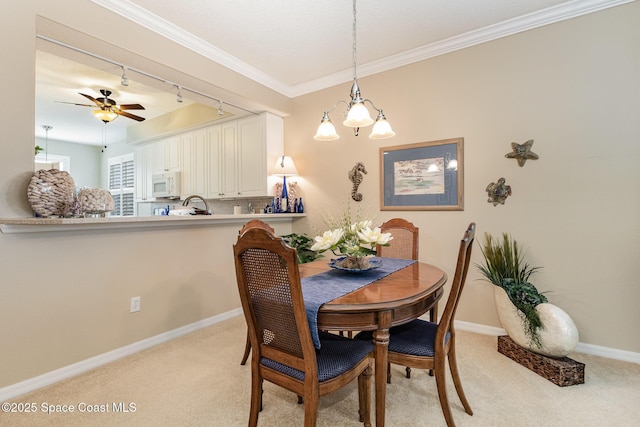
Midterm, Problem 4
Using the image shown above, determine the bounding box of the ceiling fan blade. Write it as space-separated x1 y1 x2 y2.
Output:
55 101 94 107
79 92 104 107
118 103 145 110
116 110 146 122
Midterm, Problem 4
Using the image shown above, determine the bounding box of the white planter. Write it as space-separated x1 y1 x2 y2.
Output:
494 286 579 358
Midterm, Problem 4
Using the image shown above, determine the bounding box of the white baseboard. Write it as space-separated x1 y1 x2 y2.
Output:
573 341 640 364
455 320 640 364
0 308 243 402
2 312 638 401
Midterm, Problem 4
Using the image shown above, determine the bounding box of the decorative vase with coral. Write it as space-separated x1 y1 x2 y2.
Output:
477 233 578 357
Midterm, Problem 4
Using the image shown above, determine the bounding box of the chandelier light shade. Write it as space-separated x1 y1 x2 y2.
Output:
93 109 118 123
314 0 395 141
314 112 340 141
369 110 395 139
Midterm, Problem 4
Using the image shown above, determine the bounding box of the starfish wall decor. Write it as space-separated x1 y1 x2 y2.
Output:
505 139 538 167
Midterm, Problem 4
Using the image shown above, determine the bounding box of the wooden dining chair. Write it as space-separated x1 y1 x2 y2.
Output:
358 222 476 427
376 218 424 380
234 227 373 427
376 217 419 260
239 220 275 366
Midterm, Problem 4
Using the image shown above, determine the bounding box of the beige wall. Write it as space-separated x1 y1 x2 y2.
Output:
286 3 640 351
0 1 292 389
0 0 638 390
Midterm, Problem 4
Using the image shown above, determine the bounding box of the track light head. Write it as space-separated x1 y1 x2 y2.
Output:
121 66 129 86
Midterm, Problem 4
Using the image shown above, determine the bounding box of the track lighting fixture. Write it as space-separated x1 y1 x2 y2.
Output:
218 101 224 116
313 0 395 141
120 66 129 86
39 35 260 117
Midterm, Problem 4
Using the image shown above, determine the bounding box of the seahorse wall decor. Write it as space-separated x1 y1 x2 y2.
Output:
349 162 367 202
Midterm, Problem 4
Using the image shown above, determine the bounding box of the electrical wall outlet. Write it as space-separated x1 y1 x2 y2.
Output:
130 296 141 313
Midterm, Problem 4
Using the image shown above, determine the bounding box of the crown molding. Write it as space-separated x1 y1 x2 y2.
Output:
95 0 634 98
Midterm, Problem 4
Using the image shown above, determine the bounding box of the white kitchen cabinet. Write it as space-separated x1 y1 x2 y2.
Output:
153 135 181 174
237 115 266 197
137 112 283 202
134 144 154 201
210 112 282 199
204 123 225 198
181 127 209 197
232 112 283 197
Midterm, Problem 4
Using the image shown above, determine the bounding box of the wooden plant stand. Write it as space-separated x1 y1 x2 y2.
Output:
497 335 585 386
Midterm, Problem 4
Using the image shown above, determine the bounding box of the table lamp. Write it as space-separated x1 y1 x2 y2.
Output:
273 156 298 212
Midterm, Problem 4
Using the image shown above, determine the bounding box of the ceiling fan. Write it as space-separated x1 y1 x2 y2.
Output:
63 89 146 123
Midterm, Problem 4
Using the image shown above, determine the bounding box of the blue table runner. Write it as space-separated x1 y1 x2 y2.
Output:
301 257 416 348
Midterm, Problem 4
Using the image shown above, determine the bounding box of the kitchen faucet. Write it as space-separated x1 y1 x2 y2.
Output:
182 195 211 215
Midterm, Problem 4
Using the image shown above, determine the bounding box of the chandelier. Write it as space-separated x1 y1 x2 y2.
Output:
313 0 395 141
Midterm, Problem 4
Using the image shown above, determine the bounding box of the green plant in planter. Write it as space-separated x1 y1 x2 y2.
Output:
476 233 548 348
280 233 323 264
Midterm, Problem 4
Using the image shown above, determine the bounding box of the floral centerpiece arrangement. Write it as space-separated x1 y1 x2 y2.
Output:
310 206 393 270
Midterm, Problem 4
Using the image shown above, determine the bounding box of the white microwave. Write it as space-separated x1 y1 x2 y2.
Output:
152 172 181 199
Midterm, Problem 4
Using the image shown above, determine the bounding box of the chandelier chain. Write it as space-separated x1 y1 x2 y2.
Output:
352 0 357 80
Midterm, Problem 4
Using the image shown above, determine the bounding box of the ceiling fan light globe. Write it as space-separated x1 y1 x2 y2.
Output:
93 109 118 123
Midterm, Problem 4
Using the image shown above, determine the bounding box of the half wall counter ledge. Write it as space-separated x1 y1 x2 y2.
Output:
0 213 305 234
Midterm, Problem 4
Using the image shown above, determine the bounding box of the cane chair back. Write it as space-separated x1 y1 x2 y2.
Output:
239 219 276 365
376 218 419 260
234 228 373 427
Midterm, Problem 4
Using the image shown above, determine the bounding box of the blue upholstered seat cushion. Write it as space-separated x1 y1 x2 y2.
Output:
355 319 450 357
261 332 373 382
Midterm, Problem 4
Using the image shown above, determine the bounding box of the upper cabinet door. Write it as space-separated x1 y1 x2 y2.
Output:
153 136 181 174
220 122 238 197
237 115 266 197
205 125 222 199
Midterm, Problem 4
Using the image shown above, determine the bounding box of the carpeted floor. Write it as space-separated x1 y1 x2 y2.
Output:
3 315 639 426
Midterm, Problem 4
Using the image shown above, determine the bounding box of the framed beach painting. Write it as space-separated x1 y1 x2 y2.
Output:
380 138 464 211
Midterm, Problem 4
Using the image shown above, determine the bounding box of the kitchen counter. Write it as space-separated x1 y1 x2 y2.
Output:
0 213 305 234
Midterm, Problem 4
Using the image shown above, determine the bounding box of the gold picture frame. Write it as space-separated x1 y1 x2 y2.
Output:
380 137 464 211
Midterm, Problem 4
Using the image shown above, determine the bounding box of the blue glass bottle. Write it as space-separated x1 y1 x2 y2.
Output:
281 176 289 212
297 197 304 213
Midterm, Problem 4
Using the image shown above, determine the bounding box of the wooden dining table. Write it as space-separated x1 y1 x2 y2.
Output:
298 259 448 427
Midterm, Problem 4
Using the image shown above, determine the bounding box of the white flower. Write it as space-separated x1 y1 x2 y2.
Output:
310 228 344 252
351 220 372 232
311 213 392 258
357 227 393 246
